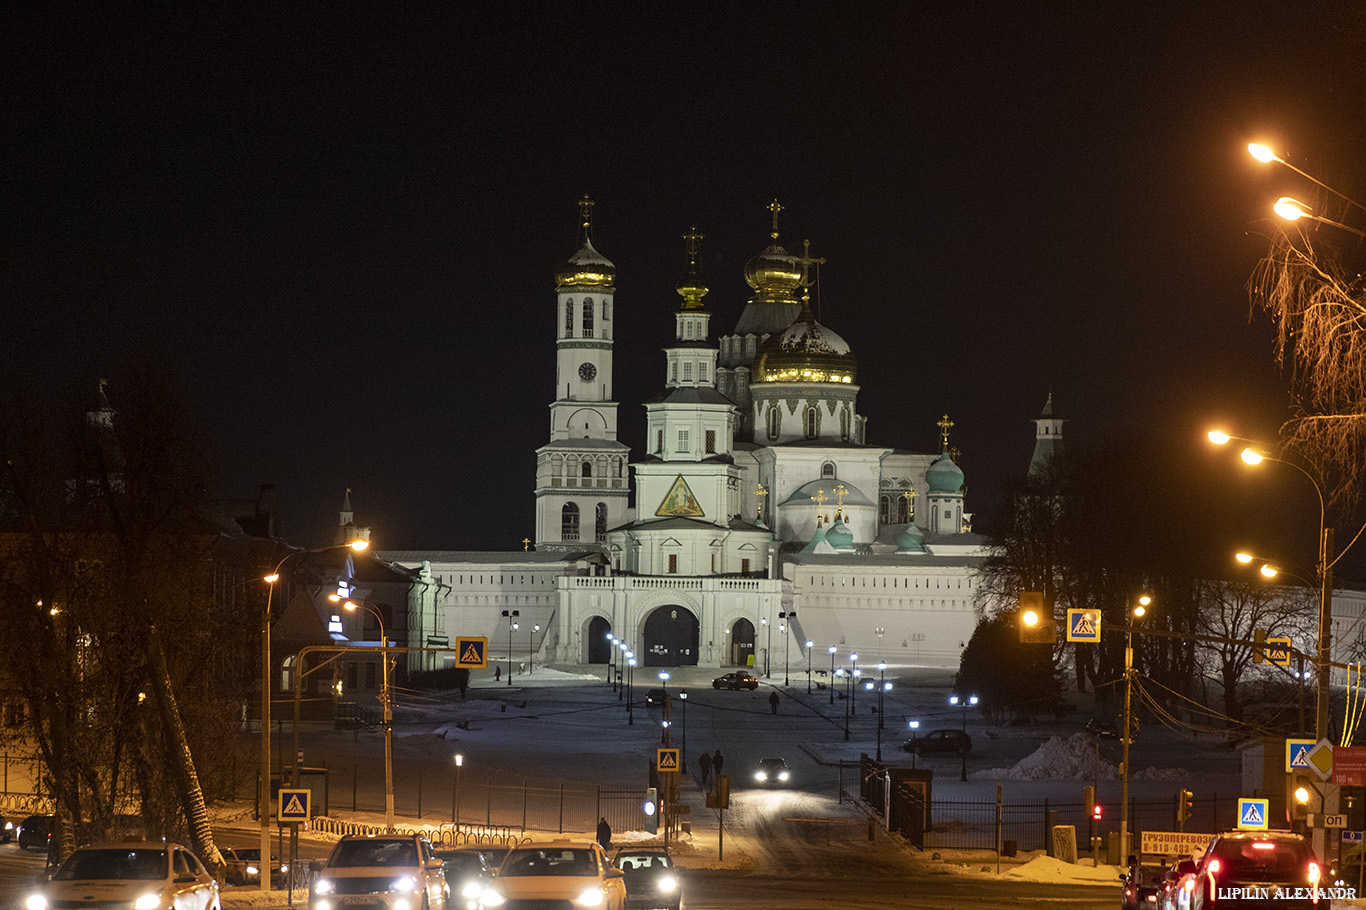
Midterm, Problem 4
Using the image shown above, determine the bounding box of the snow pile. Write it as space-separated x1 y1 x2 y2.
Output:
1001 854 1122 882
972 733 1118 781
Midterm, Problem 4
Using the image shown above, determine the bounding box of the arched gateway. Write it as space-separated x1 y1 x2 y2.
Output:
641 605 699 666
729 618 755 667
585 616 612 663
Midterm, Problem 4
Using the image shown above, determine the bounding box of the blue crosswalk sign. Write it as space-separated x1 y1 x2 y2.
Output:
1287 738 1316 772
1238 797 1269 830
279 788 311 824
1066 609 1101 643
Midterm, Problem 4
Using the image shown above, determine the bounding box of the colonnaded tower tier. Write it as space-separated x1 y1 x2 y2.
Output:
534 196 632 550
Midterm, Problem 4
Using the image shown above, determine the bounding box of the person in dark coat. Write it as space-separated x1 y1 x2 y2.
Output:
596 817 612 850
769 691 780 714
698 750 712 785
711 749 724 778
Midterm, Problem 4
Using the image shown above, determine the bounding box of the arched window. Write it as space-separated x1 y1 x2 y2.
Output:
582 300 594 338
562 503 580 541
595 503 608 542
565 300 574 336
821 462 836 479
879 495 890 524
767 407 780 441
805 407 818 439
582 461 592 478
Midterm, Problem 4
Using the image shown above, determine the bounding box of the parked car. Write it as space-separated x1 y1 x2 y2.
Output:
25 841 220 910
644 688 668 707
433 846 494 910
712 671 759 690
1088 717 1121 740
902 729 971 756
17 815 52 851
221 847 287 887
478 841 625 910
613 847 680 910
1187 830 1320 910
310 834 449 910
753 757 791 786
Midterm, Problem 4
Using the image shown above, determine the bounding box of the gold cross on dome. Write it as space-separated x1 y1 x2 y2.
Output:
795 239 826 288
578 194 595 239
768 199 783 240
522 537 531 551
755 484 768 520
812 489 828 523
901 488 917 518
937 414 955 452
834 483 849 514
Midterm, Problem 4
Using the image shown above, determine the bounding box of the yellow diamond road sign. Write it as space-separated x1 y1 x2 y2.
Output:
1308 740 1335 781
455 637 488 669
656 748 680 772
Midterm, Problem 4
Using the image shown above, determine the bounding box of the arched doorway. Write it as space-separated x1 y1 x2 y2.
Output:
642 606 700 666
586 616 612 663
729 618 756 667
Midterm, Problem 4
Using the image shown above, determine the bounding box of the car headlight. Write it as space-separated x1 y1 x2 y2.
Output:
24 894 46 910
755 771 767 781
4 822 14 831
778 771 790 781
658 875 678 892
573 887 606 906
280 865 289 874
246 865 260 876
461 880 483 899
479 888 505 907
314 878 335 894
390 877 418 893
133 893 162 910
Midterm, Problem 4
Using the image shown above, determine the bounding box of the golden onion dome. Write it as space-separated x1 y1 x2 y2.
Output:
744 244 803 301
555 238 616 289
754 297 857 384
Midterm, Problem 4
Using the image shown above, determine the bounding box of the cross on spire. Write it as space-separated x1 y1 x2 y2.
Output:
901 488 917 519
578 194 595 244
812 489 828 525
937 414 955 453
795 238 826 289
768 198 783 241
755 483 768 521
834 483 849 517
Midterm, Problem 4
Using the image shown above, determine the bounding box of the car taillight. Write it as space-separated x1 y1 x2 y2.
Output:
1308 861 1321 884
1207 859 1220 875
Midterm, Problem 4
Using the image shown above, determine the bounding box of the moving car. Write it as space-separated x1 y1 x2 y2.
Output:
25 841 220 910
310 834 449 910
17 815 52 851
1158 859 1197 910
221 847 287 887
902 729 972 756
1088 717 1121 740
613 848 680 910
478 841 626 910
644 688 668 707
1187 830 1320 910
433 846 494 910
753 757 791 786
712 671 759 690
1121 860 1166 909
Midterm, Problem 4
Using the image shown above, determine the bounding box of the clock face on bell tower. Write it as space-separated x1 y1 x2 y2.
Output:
579 362 597 381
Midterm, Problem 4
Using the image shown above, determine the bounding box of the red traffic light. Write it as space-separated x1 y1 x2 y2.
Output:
1092 804 1103 821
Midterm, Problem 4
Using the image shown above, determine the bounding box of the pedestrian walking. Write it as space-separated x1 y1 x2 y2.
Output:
769 691 780 714
495 665 501 682
712 749 724 778
597 817 612 850
698 750 712 785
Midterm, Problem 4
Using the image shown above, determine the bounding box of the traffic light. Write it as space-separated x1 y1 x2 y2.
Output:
1084 785 1095 817
1252 628 1267 665
1019 591 1055 643
1092 803 1103 822
644 787 658 834
1177 789 1194 822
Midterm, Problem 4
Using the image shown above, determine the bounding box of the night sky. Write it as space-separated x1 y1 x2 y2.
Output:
6 4 1366 555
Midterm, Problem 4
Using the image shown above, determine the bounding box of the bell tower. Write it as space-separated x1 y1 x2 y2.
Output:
534 196 631 550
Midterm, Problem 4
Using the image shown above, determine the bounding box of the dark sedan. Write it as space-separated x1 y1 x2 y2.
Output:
712 671 759 690
614 848 680 910
903 729 971 755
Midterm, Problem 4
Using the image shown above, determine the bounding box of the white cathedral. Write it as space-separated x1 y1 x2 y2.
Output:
381 198 1063 674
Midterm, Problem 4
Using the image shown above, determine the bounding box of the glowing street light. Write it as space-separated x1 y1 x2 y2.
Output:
343 598 395 832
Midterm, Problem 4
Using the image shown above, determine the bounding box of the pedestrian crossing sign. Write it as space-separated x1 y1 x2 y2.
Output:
1066 609 1101 643
455 637 488 669
279 788 311 824
656 748 680 772
1265 637 1292 667
1237 797 1269 830
1287 738 1317 772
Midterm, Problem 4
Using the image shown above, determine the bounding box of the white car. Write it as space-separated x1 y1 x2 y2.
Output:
479 841 626 909
311 834 449 910
26 842 220 910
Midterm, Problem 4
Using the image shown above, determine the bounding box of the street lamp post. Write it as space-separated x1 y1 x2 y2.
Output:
762 617 771 678
877 661 887 730
529 623 538 675
344 598 395 832
828 646 837 704
627 656 636 725
260 539 368 892
1120 595 1150 864
618 642 627 701
678 690 687 768
850 653 859 717
501 610 520 685
836 667 850 741
908 720 920 769
805 640 814 694
949 693 978 782
779 611 794 686
452 754 463 827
